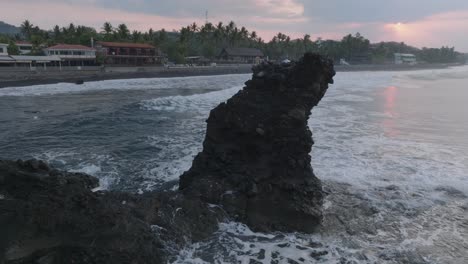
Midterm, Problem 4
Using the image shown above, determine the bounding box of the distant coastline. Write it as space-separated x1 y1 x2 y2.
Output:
0 63 464 89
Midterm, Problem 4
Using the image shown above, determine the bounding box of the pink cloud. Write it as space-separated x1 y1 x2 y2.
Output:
1 1 203 32
380 10 468 50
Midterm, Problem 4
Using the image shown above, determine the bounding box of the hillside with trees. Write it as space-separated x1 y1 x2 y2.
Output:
0 20 464 64
0 21 20 35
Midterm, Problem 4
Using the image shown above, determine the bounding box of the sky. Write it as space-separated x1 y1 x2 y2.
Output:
1 0 468 52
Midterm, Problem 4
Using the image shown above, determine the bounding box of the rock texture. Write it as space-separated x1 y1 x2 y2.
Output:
0 53 335 263
0 159 223 264
180 53 335 232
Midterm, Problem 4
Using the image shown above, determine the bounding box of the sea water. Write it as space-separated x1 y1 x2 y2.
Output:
0 67 467 263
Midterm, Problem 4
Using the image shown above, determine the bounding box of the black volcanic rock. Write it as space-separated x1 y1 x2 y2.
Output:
0 159 165 263
180 53 335 232
0 159 224 263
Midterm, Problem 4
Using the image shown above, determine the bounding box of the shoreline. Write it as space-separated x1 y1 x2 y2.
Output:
0 63 464 89
0 65 253 88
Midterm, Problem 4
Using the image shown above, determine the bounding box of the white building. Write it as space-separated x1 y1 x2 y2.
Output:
16 41 33 55
45 44 96 66
394 53 417 65
0 43 8 55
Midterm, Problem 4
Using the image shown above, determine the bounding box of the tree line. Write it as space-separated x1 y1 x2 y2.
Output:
0 20 464 64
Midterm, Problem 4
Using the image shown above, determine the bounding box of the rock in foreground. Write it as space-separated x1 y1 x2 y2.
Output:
0 159 223 263
180 53 335 232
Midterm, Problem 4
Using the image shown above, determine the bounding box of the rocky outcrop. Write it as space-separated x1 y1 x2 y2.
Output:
0 53 335 263
180 53 335 232
0 159 224 264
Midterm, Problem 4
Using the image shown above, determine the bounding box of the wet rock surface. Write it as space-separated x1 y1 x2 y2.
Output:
180 53 335 232
0 53 335 263
0 160 223 263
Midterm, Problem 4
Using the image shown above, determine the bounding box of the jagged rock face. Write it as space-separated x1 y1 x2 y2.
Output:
180 53 335 232
0 159 165 263
0 160 223 263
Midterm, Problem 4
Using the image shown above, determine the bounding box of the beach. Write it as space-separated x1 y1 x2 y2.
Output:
0 62 464 88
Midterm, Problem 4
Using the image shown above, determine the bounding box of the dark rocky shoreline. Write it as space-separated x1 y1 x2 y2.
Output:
0 53 335 263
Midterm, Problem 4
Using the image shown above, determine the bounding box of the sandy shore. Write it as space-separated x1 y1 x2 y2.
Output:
0 63 464 89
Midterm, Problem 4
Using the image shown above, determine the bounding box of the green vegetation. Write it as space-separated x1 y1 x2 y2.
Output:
7 41 20 55
0 19 463 64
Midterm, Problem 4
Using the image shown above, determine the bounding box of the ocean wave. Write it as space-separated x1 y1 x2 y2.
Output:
140 85 243 113
0 74 250 97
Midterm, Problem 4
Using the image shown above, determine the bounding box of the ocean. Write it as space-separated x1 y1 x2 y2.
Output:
0 67 467 263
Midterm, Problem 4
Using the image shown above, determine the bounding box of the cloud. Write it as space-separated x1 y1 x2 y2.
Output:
382 10 468 50
2 0 468 51
254 0 305 17
1 0 202 31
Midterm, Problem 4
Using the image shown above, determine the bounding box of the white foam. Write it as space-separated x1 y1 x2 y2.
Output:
140 85 242 113
69 164 101 175
0 74 250 97
34 151 118 191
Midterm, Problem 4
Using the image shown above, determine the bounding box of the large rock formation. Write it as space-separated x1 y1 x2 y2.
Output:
180 53 335 232
0 53 335 263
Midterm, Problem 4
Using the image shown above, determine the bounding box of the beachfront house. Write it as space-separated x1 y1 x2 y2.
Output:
44 44 96 66
218 48 264 64
0 43 8 56
95 41 161 66
16 41 33 55
394 53 417 65
0 43 15 66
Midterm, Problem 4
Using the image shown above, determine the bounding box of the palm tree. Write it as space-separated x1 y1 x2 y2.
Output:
132 30 141 42
190 22 198 33
239 26 249 46
117 23 130 40
52 25 61 43
250 31 257 42
148 28 154 40
20 20 34 40
101 22 113 41
102 22 113 35
214 22 225 45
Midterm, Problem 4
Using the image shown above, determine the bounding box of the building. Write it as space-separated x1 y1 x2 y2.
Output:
44 44 96 66
0 54 62 69
218 48 264 64
10 55 62 69
0 43 14 66
394 53 417 65
0 43 8 56
15 41 33 55
348 53 372 64
95 41 160 65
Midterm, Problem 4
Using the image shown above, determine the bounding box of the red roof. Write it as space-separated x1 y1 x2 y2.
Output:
47 44 95 50
16 41 32 45
97 41 155 49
